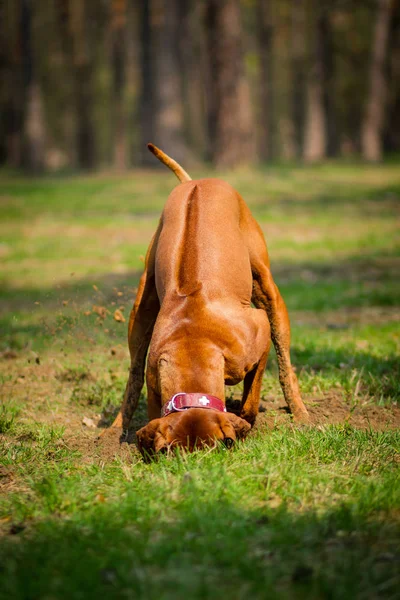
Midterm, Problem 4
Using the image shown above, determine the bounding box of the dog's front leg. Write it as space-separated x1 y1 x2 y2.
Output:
122 275 159 434
102 230 161 439
252 269 309 423
102 268 159 440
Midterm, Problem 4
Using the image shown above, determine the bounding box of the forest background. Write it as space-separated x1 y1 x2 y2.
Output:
1 0 400 173
1 3 400 597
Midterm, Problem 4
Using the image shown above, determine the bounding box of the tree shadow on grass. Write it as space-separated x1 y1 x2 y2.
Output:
1 249 398 399
0 270 143 312
0 496 398 600
252 178 400 218
1 246 399 314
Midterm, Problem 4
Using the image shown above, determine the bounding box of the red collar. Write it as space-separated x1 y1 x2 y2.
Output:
161 393 226 417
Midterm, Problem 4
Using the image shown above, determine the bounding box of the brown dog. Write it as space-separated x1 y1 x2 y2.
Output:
105 144 309 455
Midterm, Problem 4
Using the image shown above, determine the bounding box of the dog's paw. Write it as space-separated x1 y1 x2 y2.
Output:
292 409 311 425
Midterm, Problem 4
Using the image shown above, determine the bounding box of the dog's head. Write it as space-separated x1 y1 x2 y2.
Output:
136 408 250 457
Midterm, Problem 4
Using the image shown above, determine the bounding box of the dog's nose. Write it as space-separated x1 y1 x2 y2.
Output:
223 437 235 449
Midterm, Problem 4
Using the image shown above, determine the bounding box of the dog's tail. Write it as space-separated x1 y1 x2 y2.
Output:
147 143 192 183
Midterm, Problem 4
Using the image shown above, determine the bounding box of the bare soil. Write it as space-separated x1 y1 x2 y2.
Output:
255 394 400 431
2 354 399 466
75 393 400 463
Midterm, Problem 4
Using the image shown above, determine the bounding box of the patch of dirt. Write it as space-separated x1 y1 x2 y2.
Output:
0 465 16 493
251 393 400 431
66 428 142 464
2 352 399 466
66 393 400 463
55 366 96 383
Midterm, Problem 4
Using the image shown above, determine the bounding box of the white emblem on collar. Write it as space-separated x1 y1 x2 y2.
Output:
198 396 210 406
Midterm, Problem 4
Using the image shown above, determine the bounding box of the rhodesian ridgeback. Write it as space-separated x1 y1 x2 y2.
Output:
104 144 309 455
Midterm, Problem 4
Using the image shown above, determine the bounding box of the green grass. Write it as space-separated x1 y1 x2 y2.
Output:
1 424 399 599
0 162 399 599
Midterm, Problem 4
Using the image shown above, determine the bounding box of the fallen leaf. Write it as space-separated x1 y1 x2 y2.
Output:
92 305 108 319
82 416 97 428
114 309 126 323
93 284 98 291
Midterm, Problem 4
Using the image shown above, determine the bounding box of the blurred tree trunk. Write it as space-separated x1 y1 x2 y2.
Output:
320 5 337 157
0 0 20 166
57 0 76 167
205 0 255 168
125 1 141 165
178 0 207 159
290 0 306 158
275 5 297 160
58 0 95 169
0 0 8 164
138 0 155 164
111 0 128 170
384 2 400 151
21 0 46 172
361 0 393 161
71 0 95 169
151 0 190 164
256 0 273 161
303 2 328 162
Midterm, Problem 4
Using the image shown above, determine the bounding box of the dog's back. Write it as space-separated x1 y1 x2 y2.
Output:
155 178 253 306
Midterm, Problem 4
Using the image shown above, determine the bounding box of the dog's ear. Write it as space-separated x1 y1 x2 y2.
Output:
136 419 169 457
226 413 251 440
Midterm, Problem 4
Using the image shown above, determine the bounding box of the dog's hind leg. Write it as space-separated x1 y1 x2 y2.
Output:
251 271 309 422
240 206 309 422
